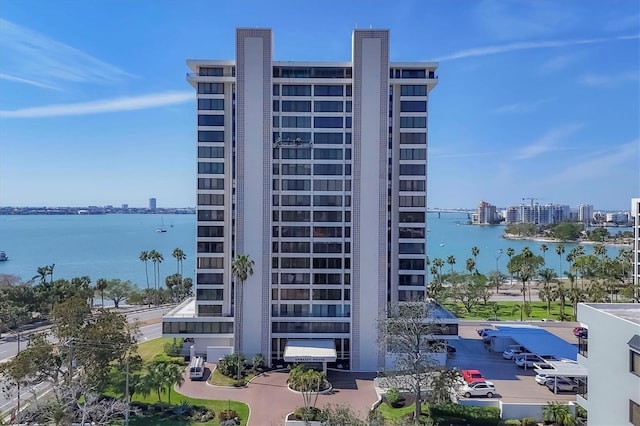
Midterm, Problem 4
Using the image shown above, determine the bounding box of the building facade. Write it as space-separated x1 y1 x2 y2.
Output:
633 198 640 289
472 200 498 225
162 28 449 371
577 204 593 224
576 303 640 426
148 198 157 210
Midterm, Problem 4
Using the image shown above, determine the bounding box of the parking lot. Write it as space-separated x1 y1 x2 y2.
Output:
448 322 579 403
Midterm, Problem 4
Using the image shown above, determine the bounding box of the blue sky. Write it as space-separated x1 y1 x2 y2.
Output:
0 0 638 210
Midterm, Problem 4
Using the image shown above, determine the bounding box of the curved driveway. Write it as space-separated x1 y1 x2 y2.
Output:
177 367 378 426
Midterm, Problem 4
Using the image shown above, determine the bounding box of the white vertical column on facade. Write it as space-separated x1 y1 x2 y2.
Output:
235 29 272 357
223 79 235 316
389 82 401 305
352 30 389 371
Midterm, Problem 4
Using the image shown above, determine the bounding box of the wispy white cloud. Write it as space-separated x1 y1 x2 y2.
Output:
433 34 639 62
0 92 193 118
0 73 60 90
539 53 582 74
579 71 640 87
546 140 639 182
492 98 553 114
516 124 584 160
0 18 132 90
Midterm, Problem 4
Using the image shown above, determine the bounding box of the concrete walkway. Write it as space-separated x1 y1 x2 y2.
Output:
176 367 378 426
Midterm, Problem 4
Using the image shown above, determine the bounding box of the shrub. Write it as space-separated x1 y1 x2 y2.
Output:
499 420 522 426
521 417 538 426
293 406 323 421
164 340 183 357
218 353 246 378
152 353 184 364
219 409 239 421
173 401 192 418
385 388 405 408
430 403 500 425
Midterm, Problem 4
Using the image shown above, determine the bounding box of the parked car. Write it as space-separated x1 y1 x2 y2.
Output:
535 373 551 385
539 354 559 361
502 346 528 360
515 354 544 368
476 328 494 336
546 377 577 393
459 381 496 398
461 369 485 383
573 327 588 338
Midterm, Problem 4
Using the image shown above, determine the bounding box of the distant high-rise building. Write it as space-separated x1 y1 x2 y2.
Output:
632 198 640 289
578 204 594 224
149 198 157 210
473 200 498 224
161 28 459 372
122 203 129 209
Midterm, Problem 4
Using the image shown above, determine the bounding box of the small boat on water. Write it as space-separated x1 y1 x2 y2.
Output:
0 251 8 261
156 217 167 233
156 228 167 233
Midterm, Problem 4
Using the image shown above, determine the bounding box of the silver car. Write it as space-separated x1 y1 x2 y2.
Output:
459 381 496 398
546 378 577 393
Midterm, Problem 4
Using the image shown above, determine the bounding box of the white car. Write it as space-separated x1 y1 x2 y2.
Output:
502 348 527 360
535 373 550 385
514 354 544 368
459 381 496 398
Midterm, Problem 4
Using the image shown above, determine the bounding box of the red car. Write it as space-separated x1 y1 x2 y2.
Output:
461 369 485 383
573 327 588 338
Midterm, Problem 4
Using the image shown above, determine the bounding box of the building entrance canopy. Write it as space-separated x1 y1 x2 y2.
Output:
284 339 337 363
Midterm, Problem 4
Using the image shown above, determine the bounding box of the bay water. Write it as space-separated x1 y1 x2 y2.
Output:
0 212 629 286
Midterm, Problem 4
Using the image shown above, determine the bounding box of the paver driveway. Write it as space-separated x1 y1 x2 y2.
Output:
177 367 378 425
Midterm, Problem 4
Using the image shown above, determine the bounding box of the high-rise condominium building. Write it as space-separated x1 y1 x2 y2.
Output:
578 204 593 224
163 28 445 371
148 198 157 210
632 198 640 289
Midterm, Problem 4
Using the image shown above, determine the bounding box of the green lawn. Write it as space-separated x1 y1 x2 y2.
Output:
110 339 250 426
207 367 256 386
442 300 574 321
376 402 429 422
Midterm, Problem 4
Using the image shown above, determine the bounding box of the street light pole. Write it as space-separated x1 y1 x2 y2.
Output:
495 249 503 293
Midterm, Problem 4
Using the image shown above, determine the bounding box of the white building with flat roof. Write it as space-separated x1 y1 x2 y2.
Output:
576 303 640 426
162 28 455 371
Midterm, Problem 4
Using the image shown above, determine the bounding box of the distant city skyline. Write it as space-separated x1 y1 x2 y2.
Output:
0 1 638 209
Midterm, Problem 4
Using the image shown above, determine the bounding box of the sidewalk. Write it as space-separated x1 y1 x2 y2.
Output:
176 367 378 425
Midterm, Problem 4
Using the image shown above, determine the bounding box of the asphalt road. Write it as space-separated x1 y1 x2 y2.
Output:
0 307 168 419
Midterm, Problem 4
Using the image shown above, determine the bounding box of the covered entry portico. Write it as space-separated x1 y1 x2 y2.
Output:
283 339 337 375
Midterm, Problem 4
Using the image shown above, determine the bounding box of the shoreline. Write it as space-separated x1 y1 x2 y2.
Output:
502 234 632 248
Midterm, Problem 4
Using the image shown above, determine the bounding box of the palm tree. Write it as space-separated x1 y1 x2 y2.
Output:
540 243 548 264
593 243 606 259
446 255 456 273
538 268 557 313
171 247 186 277
553 285 568 320
505 247 515 287
508 248 544 320
568 287 585 321
555 244 565 282
33 266 49 284
433 258 444 277
46 264 55 283
465 258 475 274
231 254 255 353
542 401 576 426
148 250 159 292
95 278 108 308
161 362 185 405
471 246 480 274
139 251 151 291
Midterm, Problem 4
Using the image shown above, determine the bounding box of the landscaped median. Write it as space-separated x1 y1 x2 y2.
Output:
107 337 249 426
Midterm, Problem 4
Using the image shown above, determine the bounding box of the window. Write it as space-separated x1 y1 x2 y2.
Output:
399 227 425 238
281 148 311 159
198 178 224 190
576 377 587 400
401 69 426 78
312 289 343 301
313 258 343 269
314 149 343 160
197 242 224 253
313 273 342 285
197 257 224 269
631 350 640 376
400 117 427 128
198 115 224 126
399 133 426 144
198 147 224 158
399 275 425 286
400 101 427 112
197 273 224 284
400 148 426 160
314 133 343 145
281 164 311 175
399 259 425 270
198 162 224 174
313 226 342 237
399 196 425 207
314 164 343 175
197 289 224 301
631 400 640 426
281 195 310 206
281 116 311 128
281 100 311 112
400 85 427 96
197 226 224 237
278 132 312 143
313 242 342 253
197 83 224 94
281 179 311 191
399 242 425 254
314 101 343 112
280 226 311 237
163 321 233 334
279 289 310 300
280 273 310 284
198 98 224 110
399 180 425 191
281 211 310 222
399 212 425 223
280 242 310 253
197 210 224 221
313 180 343 191
578 337 588 358
314 195 342 207
197 194 224 206
280 257 310 268
400 164 426 175
398 290 425 301
314 117 343 128
282 85 311 96
314 85 343 96
198 131 224 142
313 211 342 222
199 67 223 76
